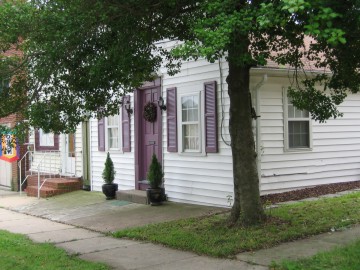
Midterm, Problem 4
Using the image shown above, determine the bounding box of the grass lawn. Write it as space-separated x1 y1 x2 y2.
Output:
272 239 360 270
0 230 109 270
113 192 360 258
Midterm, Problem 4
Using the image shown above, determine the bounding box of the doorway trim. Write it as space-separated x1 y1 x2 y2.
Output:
134 78 162 190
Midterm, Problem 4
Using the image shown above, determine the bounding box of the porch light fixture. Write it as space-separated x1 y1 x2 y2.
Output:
157 96 167 112
124 100 133 117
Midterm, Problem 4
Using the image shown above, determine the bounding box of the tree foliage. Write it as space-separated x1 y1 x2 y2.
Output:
1 0 360 225
1 0 359 131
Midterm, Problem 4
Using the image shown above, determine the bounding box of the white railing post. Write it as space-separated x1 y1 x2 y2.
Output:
37 169 40 199
19 159 22 196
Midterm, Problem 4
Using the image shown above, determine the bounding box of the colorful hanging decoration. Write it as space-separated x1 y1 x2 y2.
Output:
0 133 20 162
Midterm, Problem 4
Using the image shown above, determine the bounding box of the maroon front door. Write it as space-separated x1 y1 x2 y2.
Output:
135 81 162 190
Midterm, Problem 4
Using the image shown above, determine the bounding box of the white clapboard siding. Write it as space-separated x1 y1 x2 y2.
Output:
85 43 360 207
259 78 360 194
89 98 135 192
75 124 83 177
161 56 236 207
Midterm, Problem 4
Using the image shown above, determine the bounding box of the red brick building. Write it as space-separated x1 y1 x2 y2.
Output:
0 48 27 191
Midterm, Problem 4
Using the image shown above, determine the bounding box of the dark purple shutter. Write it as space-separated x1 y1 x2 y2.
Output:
167 87 177 152
98 118 105 151
122 95 131 152
204 81 218 153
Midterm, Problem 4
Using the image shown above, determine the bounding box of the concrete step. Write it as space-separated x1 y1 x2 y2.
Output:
116 190 149 205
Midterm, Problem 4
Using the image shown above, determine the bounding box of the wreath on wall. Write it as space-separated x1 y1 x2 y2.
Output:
143 101 157 122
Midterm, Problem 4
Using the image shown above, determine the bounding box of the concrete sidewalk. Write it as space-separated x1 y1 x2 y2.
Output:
0 190 226 232
0 189 359 269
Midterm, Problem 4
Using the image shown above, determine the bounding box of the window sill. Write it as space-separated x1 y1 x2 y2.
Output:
107 148 124 154
284 147 313 153
178 151 206 157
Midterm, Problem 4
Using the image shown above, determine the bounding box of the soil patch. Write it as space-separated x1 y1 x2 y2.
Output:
261 181 360 204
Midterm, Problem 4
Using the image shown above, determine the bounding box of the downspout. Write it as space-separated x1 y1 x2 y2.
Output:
253 74 267 191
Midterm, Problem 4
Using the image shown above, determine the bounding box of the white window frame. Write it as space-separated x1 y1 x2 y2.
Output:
39 129 55 147
105 112 122 152
178 90 206 156
283 90 312 152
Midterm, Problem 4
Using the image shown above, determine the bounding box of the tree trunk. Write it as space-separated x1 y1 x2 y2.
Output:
227 37 266 226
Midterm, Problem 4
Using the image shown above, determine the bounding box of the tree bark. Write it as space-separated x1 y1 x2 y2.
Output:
227 36 266 226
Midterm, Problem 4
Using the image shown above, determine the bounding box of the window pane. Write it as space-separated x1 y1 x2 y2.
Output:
182 94 200 151
39 129 54 147
107 115 118 126
182 96 191 109
192 96 199 108
288 97 309 119
183 124 199 150
188 108 198 121
288 105 294 118
293 107 309 118
288 121 309 148
108 128 119 149
182 109 188 122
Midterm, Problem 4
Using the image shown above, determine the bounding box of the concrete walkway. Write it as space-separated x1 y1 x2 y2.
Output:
0 189 359 269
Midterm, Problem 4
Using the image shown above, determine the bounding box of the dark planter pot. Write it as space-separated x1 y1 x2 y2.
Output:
146 187 165 206
102 183 118 200
82 184 91 191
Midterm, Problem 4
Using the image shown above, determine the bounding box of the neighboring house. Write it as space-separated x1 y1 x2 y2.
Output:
87 42 360 207
1 47 85 193
0 113 27 190
27 127 83 178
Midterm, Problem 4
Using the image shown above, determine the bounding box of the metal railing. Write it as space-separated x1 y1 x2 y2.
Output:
18 150 78 198
19 150 33 196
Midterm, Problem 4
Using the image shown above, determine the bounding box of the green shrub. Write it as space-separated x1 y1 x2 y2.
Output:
102 152 116 184
147 154 163 188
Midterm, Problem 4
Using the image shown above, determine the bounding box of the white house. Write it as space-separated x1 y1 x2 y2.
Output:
87 43 360 207
26 126 83 180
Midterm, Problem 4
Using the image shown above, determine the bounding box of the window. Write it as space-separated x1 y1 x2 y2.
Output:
98 95 131 153
106 114 121 150
181 94 201 152
173 82 218 155
285 96 311 150
35 129 59 151
39 129 54 147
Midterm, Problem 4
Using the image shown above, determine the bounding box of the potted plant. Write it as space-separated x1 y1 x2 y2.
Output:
102 152 118 200
146 154 165 205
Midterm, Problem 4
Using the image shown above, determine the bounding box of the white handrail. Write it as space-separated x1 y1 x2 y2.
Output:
18 151 34 196
18 150 77 198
